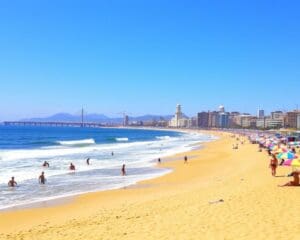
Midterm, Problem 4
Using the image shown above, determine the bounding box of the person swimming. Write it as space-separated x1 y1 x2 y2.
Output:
121 164 126 176
8 177 17 187
42 161 50 167
69 163 76 171
39 171 46 184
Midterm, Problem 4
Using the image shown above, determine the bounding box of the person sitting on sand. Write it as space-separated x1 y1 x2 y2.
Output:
121 164 126 176
42 161 50 167
8 177 17 187
69 163 76 171
279 171 300 187
269 154 278 177
39 171 46 184
86 158 90 165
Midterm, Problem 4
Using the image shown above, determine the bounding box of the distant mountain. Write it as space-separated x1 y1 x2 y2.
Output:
21 113 174 124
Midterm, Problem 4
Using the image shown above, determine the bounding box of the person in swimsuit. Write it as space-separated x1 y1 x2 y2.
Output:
269 154 278 176
69 163 76 171
86 158 90 165
279 171 300 187
8 177 17 187
39 171 46 184
121 164 126 176
42 161 50 167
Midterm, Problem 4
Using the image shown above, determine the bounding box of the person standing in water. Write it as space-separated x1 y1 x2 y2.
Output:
86 158 90 165
39 171 46 184
69 163 76 171
8 177 17 187
121 164 126 176
158 158 161 163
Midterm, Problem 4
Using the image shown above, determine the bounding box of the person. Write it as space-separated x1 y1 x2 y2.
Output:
39 171 46 184
111 151 114 156
269 154 278 176
8 177 17 187
279 158 285 166
121 164 126 176
267 148 272 156
42 161 50 167
279 171 300 187
69 163 76 171
158 158 161 163
86 158 90 165
184 155 188 164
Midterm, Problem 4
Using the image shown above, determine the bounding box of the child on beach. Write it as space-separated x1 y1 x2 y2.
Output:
269 154 278 177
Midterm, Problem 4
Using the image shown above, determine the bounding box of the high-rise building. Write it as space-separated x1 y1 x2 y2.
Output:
286 111 300 129
218 112 229 128
197 112 209 128
208 111 219 128
123 115 129 126
257 109 265 118
219 105 225 113
169 104 188 128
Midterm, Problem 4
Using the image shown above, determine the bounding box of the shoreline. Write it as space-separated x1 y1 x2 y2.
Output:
1 130 299 239
0 129 212 213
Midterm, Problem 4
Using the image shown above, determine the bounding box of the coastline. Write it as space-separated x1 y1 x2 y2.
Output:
0 131 299 240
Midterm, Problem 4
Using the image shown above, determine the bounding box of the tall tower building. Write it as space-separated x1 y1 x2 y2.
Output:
219 105 225 113
257 109 265 118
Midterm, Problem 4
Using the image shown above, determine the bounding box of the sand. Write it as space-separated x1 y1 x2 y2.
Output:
0 131 299 240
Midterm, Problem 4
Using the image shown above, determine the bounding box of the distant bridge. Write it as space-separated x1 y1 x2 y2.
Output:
3 121 106 128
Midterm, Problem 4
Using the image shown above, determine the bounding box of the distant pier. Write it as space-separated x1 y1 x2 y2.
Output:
3 121 105 128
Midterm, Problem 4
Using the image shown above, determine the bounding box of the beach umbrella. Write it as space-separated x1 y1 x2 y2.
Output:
283 159 300 167
277 152 297 160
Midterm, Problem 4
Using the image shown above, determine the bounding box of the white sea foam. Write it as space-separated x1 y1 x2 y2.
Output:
115 137 129 142
57 138 96 146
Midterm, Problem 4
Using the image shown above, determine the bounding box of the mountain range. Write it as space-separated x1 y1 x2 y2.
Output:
21 113 174 124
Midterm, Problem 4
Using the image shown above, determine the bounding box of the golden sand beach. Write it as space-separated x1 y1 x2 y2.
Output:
0 131 299 240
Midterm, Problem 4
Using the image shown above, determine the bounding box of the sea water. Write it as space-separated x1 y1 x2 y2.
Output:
0 126 214 210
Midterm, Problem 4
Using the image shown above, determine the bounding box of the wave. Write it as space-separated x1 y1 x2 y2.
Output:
115 138 129 142
56 139 96 146
156 136 171 140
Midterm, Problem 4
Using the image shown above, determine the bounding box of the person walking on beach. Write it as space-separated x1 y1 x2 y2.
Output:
39 171 46 184
69 163 76 171
8 177 17 187
121 164 126 176
86 158 90 165
269 154 278 177
158 158 161 163
184 155 188 164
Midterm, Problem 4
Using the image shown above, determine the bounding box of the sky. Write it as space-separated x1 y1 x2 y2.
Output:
0 0 300 120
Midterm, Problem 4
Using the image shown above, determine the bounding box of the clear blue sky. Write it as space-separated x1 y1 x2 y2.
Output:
0 0 299 120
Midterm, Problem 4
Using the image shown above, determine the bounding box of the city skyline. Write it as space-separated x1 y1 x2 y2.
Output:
1 1 300 120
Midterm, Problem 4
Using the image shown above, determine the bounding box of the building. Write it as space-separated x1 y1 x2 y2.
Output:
286 111 300 129
218 112 229 128
257 109 265 118
208 111 219 128
297 114 300 129
219 105 225 113
123 115 129 126
197 112 209 128
169 104 188 128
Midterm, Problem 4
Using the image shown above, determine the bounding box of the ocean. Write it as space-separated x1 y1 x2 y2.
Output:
0 126 214 210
